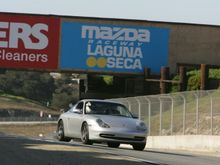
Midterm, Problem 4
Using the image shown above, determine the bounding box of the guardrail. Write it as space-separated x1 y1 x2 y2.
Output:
0 117 58 122
108 90 220 136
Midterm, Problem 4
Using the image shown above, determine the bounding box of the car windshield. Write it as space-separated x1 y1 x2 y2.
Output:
85 101 132 118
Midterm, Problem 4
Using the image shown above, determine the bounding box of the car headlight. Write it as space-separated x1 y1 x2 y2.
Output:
136 122 147 131
96 119 110 128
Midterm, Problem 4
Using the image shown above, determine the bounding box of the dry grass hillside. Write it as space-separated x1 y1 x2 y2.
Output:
148 91 220 136
0 94 59 138
0 95 60 118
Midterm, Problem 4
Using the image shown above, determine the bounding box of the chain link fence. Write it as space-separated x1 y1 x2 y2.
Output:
108 90 220 136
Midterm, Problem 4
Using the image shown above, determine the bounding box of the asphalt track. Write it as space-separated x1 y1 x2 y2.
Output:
0 134 220 165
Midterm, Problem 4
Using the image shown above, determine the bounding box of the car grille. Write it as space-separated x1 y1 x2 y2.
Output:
99 134 145 141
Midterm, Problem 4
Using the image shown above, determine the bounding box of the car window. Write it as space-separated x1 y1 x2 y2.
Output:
75 102 83 110
69 102 83 114
85 101 132 117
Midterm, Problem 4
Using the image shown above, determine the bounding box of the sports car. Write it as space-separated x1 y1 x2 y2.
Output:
57 99 148 150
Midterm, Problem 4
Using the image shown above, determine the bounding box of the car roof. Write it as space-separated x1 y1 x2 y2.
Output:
80 99 121 104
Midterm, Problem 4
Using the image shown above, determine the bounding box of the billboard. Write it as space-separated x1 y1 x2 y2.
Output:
60 21 169 74
0 14 60 70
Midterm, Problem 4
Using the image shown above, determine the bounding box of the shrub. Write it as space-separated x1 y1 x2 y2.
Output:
186 70 201 90
209 69 220 79
170 75 180 93
103 75 113 85
170 69 220 92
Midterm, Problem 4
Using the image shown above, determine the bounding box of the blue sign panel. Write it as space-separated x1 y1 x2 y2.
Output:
60 22 169 74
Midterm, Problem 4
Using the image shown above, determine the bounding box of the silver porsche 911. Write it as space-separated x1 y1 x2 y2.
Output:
57 99 148 150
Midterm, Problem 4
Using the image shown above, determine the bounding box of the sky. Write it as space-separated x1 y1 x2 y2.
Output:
0 0 220 26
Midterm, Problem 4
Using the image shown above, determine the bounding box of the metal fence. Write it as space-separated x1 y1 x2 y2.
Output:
108 90 220 136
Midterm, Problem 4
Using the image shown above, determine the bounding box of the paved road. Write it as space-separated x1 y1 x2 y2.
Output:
0 134 153 165
0 134 220 165
68 141 220 165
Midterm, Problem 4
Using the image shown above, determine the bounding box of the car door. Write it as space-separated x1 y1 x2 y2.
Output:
67 101 84 138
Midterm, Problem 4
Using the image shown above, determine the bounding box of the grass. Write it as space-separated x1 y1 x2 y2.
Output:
0 94 60 115
0 94 60 138
143 90 220 136
0 123 57 138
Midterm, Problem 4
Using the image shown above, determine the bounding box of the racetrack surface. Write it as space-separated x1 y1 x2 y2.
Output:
1 133 220 165
0 134 154 165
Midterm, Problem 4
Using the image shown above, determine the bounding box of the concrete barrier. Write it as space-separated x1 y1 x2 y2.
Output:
147 135 220 152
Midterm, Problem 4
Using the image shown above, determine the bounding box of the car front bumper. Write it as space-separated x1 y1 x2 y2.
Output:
88 126 147 144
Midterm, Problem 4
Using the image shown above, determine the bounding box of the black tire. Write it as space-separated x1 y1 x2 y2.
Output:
107 142 120 148
81 122 93 145
132 142 146 151
57 120 71 142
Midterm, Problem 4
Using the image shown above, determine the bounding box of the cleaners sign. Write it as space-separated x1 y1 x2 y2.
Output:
61 22 169 74
0 14 60 70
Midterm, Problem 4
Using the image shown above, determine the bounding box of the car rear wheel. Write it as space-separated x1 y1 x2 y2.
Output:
57 120 71 142
132 142 146 151
107 142 120 148
81 122 93 145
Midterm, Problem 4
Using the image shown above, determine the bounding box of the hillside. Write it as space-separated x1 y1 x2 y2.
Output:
0 94 60 120
148 91 220 136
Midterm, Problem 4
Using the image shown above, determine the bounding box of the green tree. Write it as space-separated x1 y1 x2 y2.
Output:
51 73 79 109
170 69 220 92
0 70 55 104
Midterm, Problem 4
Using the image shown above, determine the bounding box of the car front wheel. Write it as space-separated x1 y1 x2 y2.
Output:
57 120 71 142
81 122 93 145
132 142 146 151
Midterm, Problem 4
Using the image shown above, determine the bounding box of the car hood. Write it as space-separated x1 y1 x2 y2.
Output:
93 115 140 129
